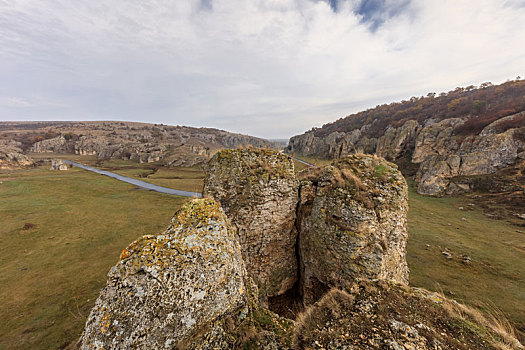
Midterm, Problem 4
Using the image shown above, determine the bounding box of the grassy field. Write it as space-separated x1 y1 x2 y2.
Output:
2 155 524 348
28 154 206 194
407 183 525 338
0 166 189 349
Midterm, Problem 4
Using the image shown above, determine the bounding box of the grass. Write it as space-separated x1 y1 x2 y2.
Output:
0 166 189 349
28 154 205 193
406 181 525 339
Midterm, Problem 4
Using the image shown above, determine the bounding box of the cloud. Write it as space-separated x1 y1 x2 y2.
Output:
0 0 524 138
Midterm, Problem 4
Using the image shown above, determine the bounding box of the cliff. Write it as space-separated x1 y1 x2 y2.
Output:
80 149 522 349
287 80 525 196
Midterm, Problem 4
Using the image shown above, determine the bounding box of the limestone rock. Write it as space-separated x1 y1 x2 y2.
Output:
30 135 68 153
50 159 68 170
416 128 522 195
0 140 34 169
203 148 299 299
80 199 249 349
411 118 465 163
297 154 409 305
376 120 419 161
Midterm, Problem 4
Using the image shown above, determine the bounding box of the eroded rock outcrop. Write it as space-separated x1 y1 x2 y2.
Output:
297 154 409 304
416 126 524 194
289 113 525 196
80 199 250 349
203 148 299 299
80 150 523 349
0 140 34 169
30 135 68 153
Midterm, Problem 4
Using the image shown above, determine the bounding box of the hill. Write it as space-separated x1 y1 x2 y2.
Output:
0 121 272 167
287 79 525 223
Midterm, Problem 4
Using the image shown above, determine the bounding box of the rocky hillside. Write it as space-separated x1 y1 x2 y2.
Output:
79 149 522 349
0 140 34 169
0 121 271 167
287 79 525 196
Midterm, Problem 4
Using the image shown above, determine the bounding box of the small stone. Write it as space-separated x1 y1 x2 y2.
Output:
441 251 452 259
458 206 464 210
461 217 467 221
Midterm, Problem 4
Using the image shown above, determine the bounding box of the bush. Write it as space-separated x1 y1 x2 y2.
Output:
22 223 34 230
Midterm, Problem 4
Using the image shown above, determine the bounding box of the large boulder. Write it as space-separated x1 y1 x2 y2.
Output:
80 199 250 349
203 148 299 299
297 154 409 304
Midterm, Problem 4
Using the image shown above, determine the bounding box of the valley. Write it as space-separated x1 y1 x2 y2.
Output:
1 154 524 348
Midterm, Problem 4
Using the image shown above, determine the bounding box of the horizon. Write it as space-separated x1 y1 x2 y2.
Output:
1 1 525 138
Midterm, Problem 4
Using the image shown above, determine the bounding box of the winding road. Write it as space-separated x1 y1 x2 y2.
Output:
64 155 312 198
63 160 202 198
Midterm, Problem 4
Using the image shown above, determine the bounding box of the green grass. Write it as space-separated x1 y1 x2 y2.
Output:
406 181 525 337
28 154 205 193
0 166 189 349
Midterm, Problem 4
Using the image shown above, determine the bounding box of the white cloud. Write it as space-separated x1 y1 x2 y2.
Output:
0 0 524 138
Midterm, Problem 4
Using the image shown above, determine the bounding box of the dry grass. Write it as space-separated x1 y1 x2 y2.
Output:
439 293 523 349
293 288 354 349
0 166 188 349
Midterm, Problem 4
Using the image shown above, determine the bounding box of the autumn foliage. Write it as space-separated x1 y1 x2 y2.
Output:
312 79 525 138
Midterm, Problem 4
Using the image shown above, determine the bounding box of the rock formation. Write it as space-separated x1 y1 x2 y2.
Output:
31 135 69 153
80 150 522 349
288 112 525 196
0 140 34 169
15 121 273 167
80 199 250 349
203 148 299 300
50 159 68 171
297 154 409 304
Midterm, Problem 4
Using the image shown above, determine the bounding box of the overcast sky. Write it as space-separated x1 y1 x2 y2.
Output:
1 0 524 138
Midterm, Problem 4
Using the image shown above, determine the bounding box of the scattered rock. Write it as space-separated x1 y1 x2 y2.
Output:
441 251 452 259
461 217 467 221
462 255 472 264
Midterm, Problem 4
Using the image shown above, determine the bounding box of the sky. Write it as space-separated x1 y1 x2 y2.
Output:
1 0 525 139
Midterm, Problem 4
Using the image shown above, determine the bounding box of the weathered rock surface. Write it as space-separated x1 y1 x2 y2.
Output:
80 199 250 349
376 119 419 161
30 135 68 153
297 154 409 304
289 112 525 196
416 127 524 194
50 159 68 170
293 280 523 350
0 140 34 169
203 148 299 299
